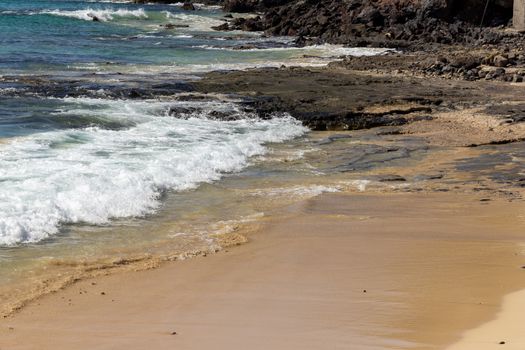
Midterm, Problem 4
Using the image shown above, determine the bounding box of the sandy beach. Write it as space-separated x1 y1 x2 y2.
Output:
1 191 524 349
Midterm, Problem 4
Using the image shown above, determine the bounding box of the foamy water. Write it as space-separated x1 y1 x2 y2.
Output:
37 8 148 22
0 98 307 245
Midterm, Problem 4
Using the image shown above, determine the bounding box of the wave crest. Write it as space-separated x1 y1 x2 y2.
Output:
0 98 307 246
38 8 148 22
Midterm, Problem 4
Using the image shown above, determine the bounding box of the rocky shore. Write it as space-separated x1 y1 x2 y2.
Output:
192 57 525 132
168 1 525 131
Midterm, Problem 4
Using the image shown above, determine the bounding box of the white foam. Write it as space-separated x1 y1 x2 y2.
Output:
195 44 394 57
347 180 371 192
38 8 148 22
163 11 225 31
168 2 222 10
0 98 307 246
251 185 340 198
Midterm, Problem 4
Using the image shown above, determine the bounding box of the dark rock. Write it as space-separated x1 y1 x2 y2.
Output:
494 67 506 76
163 23 190 29
211 22 231 31
255 0 517 47
242 16 264 31
223 0 259 13
181 2 195 10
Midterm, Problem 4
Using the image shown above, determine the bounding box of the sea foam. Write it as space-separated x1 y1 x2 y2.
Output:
39 8 148 22
0 98 307 246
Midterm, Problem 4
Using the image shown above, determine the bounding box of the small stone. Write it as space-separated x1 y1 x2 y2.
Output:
513 74 523 83
100 292 106 296
171 331 178 335
499 341 506 345
363 290 367 293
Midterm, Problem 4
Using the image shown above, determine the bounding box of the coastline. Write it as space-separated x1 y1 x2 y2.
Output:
1 191 524 349
3 0 525 348
2 57 525 347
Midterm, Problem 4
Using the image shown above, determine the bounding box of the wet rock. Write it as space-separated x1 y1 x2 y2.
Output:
181 2 195 10
211 22 230 31
163 23 190 29
168 106 196 116
242 17 265 31
225 16 265 31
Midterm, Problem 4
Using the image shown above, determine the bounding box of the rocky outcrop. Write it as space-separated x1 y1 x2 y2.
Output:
212 0 516 47
260 0 513 45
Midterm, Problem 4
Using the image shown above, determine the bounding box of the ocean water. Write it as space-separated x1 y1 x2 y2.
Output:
0 0 393 314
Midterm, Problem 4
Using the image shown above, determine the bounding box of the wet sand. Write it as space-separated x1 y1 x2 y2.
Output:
1 191 524 349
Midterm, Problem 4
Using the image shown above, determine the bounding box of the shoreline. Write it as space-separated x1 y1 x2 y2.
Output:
447 289 525 349
4 27 525 346
1 191 524 349
4 0 525 347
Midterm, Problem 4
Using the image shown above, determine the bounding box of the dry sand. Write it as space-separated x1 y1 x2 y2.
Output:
446 288 525 350
1 192 524 350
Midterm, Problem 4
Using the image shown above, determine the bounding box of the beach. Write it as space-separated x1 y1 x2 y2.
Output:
2 0 525 348
3 56 525 349
1 191 524 349
3 51 525 349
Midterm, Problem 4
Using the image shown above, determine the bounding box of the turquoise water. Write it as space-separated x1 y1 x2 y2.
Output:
0 0 267 73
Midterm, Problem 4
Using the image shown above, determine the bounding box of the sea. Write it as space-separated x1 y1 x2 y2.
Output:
0 0 391 314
